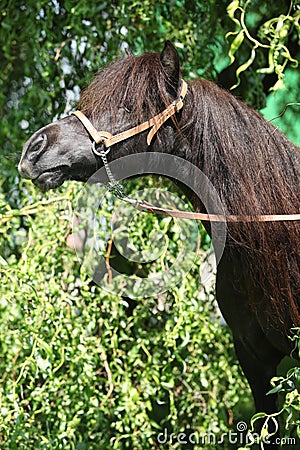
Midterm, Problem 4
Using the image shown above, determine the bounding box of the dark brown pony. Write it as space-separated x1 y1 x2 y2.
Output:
19 41 300 436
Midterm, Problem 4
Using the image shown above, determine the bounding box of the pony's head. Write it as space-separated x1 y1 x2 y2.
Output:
18 41 186 191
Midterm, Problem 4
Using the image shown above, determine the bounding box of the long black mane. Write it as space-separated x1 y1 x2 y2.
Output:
185 79 300 332
79 51 300 333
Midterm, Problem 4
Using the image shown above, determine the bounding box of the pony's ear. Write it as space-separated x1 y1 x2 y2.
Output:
160 41 180 88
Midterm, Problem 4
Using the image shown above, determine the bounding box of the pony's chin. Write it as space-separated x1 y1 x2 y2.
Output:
33 171 67 191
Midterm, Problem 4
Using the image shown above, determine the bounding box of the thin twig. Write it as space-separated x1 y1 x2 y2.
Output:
268 102 300 122
105 237 113 284
99 349 114 408
0 196 69 226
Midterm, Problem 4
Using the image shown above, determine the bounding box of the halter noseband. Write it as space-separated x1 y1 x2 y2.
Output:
72 79 188 152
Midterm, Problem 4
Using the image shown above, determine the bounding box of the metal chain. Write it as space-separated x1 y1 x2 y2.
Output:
94 142 139 206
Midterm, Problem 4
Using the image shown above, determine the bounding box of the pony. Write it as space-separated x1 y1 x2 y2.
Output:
19 40 300 440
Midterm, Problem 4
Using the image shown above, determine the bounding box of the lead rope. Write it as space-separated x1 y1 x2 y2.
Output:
96 143 157 212
94 142 139 206
95 142 300 222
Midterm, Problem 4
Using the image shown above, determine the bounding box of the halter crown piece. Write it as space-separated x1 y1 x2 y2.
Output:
72 79 188 150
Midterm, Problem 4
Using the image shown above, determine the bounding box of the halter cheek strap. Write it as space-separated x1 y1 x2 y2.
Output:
72 79 188 148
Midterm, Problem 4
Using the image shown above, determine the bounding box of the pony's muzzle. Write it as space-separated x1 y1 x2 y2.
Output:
18 159 33 179
18 133 48 178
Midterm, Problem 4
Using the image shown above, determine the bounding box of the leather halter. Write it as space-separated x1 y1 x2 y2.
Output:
72 79 188 148
71 80 300 223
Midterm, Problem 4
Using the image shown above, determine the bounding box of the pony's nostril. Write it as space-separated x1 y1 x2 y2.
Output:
27 133 48 162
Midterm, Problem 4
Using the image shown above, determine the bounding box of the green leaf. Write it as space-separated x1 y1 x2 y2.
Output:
228 30 245 64
227 0 241 24
267 383 283 395
0 255 8 266
231 47 256 90
250 412 268 431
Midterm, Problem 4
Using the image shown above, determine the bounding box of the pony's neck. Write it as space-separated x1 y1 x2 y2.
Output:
179 79 299 217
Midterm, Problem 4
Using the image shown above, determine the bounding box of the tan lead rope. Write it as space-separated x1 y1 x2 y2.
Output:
136 200 300 222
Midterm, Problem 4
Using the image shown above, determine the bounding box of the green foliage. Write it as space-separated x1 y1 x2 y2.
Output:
1 1 300 449
224 0 300 113
0 0 231 142
0 179 251 449
226 0 299 91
